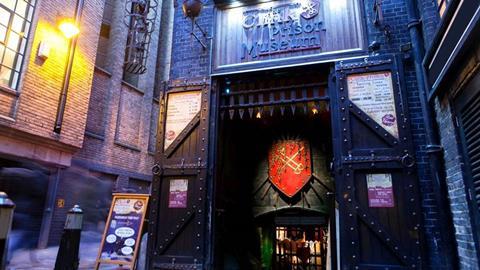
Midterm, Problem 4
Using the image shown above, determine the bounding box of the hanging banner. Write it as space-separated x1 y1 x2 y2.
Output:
164 91 202 150
366 174 395 208
95 193 149 270
347 71 399 138
268 139 312 197
169 179 189 208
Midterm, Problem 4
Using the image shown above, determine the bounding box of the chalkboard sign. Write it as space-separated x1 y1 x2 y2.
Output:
95 193 149 270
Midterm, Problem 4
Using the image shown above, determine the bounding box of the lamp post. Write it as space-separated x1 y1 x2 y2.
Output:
0 192 15 270
53 0 84 134
54 205 83 270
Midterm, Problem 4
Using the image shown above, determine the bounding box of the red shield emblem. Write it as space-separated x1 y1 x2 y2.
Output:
268 140 312 197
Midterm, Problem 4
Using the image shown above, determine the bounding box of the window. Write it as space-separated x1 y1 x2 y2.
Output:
0 0 35 90
437 0 450 17
95 0 114 70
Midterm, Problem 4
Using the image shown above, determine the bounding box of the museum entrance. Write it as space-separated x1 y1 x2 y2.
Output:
213 66 334 270
147 56 425 269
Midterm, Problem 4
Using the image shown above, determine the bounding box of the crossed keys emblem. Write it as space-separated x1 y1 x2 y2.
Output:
269 139 312 197
273 146 305 175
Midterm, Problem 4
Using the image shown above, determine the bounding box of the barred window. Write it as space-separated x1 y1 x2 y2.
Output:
0 0 35 90
437 0 450 17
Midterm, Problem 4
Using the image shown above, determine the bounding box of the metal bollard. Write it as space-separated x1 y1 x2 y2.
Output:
54 205 83 270
0 192 15 270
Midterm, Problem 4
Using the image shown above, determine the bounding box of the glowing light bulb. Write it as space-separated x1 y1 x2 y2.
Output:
58 19 80 38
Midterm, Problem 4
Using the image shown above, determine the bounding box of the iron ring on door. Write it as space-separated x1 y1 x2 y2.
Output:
152 163 161 175
401 154 415 168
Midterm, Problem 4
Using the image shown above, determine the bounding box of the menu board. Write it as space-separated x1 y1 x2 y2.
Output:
347 71 399 138
164 91 202 150
168 179 188 208
366 174 395 208
95 194 149 269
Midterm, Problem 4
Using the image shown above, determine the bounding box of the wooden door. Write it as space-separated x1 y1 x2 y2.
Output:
331 55 424 269
147 78 212 269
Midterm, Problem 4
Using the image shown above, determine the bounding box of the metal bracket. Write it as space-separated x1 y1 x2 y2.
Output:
190 19 210 50
425 144 443 153
343 153 416 168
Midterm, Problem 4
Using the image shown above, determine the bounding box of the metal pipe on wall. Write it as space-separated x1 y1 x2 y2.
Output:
54 0 85 134
405 0 457 268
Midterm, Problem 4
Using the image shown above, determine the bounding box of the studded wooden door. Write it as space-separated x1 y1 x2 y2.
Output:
331 55 424 269
147 78 212 269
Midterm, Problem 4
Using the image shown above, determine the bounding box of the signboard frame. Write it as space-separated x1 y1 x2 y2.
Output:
94 193 150 270
163 90 203 152
347 71 399 139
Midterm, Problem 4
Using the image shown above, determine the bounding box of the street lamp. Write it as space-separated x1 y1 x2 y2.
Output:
0 192 15 270
65 204 83 230
182 0 209 50
53 0 84 134
54 205 83 270
58 18 80 39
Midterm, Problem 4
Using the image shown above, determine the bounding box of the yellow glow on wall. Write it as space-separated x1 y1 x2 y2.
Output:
28 20 91 99
58 19 80 39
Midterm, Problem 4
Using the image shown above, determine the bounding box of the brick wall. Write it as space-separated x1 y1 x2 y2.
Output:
73 0 162 176
169 2 213 79
48 0 166 245
166 0 451 268
435 95 480 269
0 0 104 149
417 0 441 48
430 41 480 269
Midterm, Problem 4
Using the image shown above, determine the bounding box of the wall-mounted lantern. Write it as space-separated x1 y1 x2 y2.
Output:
182 0 209 50
58 18 81 39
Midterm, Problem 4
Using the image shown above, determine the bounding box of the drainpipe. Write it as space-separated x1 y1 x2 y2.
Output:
405 0 458 268
53 0 85 134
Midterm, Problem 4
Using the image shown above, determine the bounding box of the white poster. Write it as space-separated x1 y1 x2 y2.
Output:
164 91 202 150
169 179 189 208
347 71 399 138
366 173 394 208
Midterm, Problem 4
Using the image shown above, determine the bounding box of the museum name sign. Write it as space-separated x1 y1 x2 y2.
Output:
240 1 324 59
213 0 366 73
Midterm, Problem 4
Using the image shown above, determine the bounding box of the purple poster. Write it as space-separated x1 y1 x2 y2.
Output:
366 174 395 208
98 195 148 265
169 179 188 208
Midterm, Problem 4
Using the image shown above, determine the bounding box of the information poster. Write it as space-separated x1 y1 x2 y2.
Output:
164 91 202 150
95 194 149 269
347 71 399 138
366 174 395 208
169 179 188 208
